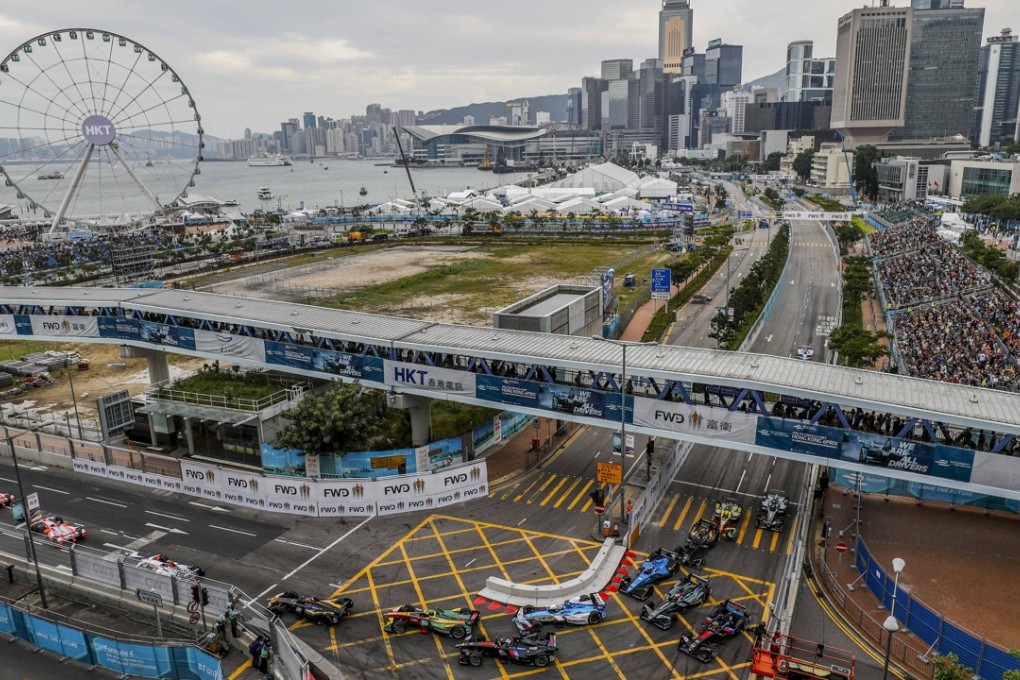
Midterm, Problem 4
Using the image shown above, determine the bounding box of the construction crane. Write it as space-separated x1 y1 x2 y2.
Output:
837 132 859 209
392 127 421 214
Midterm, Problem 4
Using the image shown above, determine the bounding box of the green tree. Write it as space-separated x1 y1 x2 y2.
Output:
792 149 815 181
853 144 881 201
708 309 735 347
762 151 784 172
276 382 378 455
827 324 889 368
932 653 973 680
1002 649 1020 680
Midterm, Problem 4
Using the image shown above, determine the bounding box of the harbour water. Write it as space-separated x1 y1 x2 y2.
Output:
0 159 536 220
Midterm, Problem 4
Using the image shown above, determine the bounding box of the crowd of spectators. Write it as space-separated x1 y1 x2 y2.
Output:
0 229 173 280
878 241 989 308
868 219 944 258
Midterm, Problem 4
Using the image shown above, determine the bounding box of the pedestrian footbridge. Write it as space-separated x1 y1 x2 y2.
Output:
2 286 1018 502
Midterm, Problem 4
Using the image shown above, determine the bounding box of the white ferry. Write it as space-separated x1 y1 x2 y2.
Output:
248 154 293 167
257 186 273 200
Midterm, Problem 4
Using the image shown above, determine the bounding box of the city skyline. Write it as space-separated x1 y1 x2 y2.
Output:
0 0 1014 137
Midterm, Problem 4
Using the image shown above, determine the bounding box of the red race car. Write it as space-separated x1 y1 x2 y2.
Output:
31 516 87 544
0 492 15 508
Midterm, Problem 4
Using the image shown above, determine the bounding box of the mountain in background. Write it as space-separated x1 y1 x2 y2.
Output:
417 94 568 126
744 67 787 95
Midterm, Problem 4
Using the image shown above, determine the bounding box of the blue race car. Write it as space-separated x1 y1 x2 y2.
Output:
512 593 606 633
619 547 680 601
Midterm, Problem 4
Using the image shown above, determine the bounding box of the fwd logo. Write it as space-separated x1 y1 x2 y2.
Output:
324 488 349 498
444 474 468 486
384 483 410 495
227 478 248 488
274 484 297 495
654 410 685 424
185 469 205 480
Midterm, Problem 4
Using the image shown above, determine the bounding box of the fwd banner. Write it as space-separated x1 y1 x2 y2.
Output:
384 360 475 395
782 210 853 222
632 398 757 443
21 314 99 338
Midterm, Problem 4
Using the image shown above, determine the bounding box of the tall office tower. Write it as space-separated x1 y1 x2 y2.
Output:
603 80 630 129
705 40 743 88
785 41 836 102
723 89 752 134
889 0 984 141
394 109 417 129
831 5 913 146
601 59 634 81
975 28 1020 147
637 58 664 133
280 119 299 153
682 52 706 81
659 0 694 74
507 100 530 126
303 112 316 129
664 74 697 150
911 0 964 8
566 87 583 126
365 103 383 123
581 77 607 129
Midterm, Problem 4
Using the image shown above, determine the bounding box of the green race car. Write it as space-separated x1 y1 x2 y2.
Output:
383 604 481 639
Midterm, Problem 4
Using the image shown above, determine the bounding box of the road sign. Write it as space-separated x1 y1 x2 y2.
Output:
187 600 199 614
596 461 622 486
594 504 606 515
136 589 163 607
834 541 849 554
651 268 671 300
25 492 40 523
737 210 753 220
189 611 200 625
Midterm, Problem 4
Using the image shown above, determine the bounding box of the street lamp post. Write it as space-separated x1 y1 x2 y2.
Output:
5 433 48 608
882 557 906 680
591 337 657 532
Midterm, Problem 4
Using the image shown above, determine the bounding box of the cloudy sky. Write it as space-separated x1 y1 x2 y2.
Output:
0 1 1012 137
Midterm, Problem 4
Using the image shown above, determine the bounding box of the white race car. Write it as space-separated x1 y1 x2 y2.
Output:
136 553 205 579
797 346 814 361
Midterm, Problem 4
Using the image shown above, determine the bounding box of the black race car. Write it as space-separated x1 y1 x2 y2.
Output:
266 591 353 626
0 492 15 508
456 632 558 668
640 573 711 630
678 600 757 663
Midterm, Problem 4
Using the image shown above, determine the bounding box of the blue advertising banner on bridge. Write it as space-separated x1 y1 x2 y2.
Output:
839 432 974 482
139 322 196 351
98 316 142 341
475 375 617 420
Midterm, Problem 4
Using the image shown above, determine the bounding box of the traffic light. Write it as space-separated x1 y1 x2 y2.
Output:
589 488 605 505
647 438 655 457
201 587 210 607
191 584 200 604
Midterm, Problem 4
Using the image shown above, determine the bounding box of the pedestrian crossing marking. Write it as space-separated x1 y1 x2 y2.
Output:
527 474 558 504
673 497 696 532
540 476 570 506
658 494 679 527
568 479 594 511
512 475 543 503
552 477 582 509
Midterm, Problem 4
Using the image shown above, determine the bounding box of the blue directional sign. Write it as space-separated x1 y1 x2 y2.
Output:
737 210 753 220
651 268 671 300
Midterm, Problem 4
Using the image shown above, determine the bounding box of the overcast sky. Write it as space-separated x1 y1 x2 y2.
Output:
1 1 1013 137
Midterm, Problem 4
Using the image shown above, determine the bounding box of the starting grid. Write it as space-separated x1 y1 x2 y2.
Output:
286 514 775 679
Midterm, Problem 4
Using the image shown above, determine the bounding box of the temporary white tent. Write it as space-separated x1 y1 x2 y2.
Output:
555 197 604 214
503 197 558 214
547 162 640 193
633 176 678 199
601 196 648 213
460 196 503 212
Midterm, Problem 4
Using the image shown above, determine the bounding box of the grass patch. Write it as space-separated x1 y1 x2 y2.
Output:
852 216 876 235
164 370 300 403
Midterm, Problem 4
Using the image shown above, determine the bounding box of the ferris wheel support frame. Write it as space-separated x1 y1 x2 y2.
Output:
49 142 95 233
109 142 164 214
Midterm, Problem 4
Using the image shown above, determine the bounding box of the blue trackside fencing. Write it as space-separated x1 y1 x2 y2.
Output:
855 538 1020 679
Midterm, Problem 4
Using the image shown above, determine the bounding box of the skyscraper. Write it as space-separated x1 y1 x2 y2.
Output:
831 5 913 146
705 39 743 89
785 41 836 102
601 59 634 81
303 112 316 129
889 0 984 141
660 0 694 74
975 28 1020 147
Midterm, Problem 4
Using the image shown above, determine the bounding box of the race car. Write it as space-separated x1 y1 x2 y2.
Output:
30 516 86 544
619 547 681 601
383 605 480 639
675 540 710 569
0 492 14 508
457 632 558 668
678 600 755 663
711 499 745 540
136 553 206 579
512 593 606 633
859 439 907 467
687 518 720 548
797 346 814 361
756 490 790 532
266 591 354 626
640 573 711 630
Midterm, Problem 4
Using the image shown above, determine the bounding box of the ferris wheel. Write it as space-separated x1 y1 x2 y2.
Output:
0 28 203 232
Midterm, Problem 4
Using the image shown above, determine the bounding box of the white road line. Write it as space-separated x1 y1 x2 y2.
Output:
99 529 118 535
0 477 16 484
209 525 257 537
87 497 127 508
145 510 190 522
465 558 476 568
188 501 230 512
104 543 137 553
735 469 747 493
517 518 527 526
34 485 69 495
273 538 321 551
255 582 280 600
281 515 372 581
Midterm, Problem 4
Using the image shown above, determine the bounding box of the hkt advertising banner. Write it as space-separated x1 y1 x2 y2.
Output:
194 329 266 364
0 314 15 335
384 360 475 395
23 314 99 338
839 432 974 482
632 398 757 443
140 321 195 351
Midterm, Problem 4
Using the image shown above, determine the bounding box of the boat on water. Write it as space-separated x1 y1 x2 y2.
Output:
37 172 64 180
257 186 273 200
222 199 239 207
248 153 293 167
359 187 368 196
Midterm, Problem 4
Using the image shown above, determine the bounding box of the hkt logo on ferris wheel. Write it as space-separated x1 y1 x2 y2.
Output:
81 115 116 146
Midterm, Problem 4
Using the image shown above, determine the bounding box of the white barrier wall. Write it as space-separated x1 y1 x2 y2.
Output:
72 457 488 518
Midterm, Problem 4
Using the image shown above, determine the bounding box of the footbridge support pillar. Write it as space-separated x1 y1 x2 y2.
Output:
388 393 432 446
119 345 171 385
